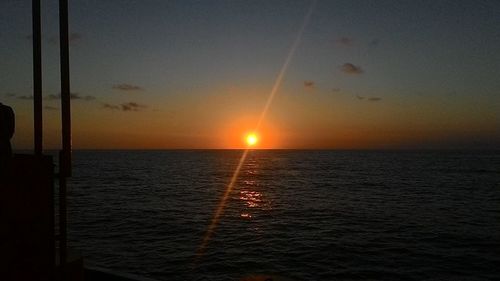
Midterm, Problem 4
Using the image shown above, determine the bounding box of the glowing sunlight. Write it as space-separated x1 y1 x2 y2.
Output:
246 133 258 147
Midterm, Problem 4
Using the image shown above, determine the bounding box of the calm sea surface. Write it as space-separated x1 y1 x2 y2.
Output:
66 150 500 281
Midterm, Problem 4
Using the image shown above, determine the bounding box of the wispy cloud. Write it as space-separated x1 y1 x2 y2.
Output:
48 32 82 45
356 95 382 102
103 102 146 112
17 95 34 100
82 95 96 101
341 63 363 74
121 102 145 111
336 36 353 46
368 38 380 48
112 83 143 91
46 93 95 101
303 80 315 90
103 103 120 110
69 33 82 44
15 93 95 101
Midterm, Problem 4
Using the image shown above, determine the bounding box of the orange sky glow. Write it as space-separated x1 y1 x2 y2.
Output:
3 1 499 150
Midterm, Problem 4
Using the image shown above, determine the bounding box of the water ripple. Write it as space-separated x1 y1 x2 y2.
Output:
67 150 500 280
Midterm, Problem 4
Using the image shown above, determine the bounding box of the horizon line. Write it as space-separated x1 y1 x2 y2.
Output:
13 147 500 152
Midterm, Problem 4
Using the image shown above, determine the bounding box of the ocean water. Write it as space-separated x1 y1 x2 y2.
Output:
67 150 500 281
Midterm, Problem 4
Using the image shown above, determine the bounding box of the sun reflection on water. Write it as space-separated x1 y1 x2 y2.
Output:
237 160 273 220
240 190 263 208
240 213 252 218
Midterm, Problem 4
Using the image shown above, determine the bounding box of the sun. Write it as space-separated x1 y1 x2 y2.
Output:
246 133 258 147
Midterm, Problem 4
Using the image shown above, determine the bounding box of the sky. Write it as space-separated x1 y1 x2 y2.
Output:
1 0 499 149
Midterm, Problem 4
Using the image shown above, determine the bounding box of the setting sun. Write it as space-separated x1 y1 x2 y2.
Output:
246 133 258 147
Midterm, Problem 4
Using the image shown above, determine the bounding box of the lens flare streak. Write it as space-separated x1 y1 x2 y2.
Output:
195 0 316 264
195 149 249 260
255 0 316 132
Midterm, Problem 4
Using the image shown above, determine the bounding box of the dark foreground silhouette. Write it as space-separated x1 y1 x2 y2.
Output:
0 102 15 174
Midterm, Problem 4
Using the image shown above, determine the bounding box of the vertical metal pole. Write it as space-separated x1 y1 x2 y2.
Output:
59 0 71 176
59 0 71 173
33 0 42 155
59 0 71 268
58 170 68 267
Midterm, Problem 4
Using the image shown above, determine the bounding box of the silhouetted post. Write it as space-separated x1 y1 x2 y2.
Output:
33 0 42 155
59 0 71 176
0 103 15 175
59 0 72 268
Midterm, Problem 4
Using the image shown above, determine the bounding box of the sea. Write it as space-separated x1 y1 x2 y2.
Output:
65 150 500 281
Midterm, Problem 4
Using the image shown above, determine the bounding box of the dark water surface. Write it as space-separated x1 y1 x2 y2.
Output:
67 150 500 281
